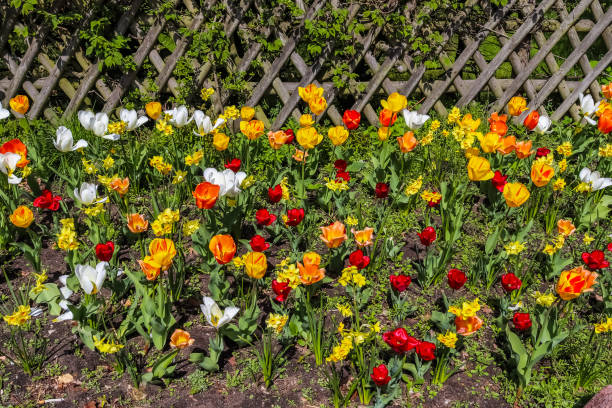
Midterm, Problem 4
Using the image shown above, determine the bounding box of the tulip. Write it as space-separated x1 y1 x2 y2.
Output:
478 132 500 153
534 116 551 133
209 234 236 264
75 262 108 294
459 114 481 132
78 111 120 140
119 108 148 131
241 106 255 121
9 95 29 115
382 92 407 113
192 110 224 135
447 268 467 290
501 272 522 292
379 109 397 126
299 114 314 127
578 168 612 191
491 171 507 192
292 148 308 162
203 168 247 197
250 235 270 252
297 252 325 285
578 93 599 125
268 130 289 149
382 328 420 353
598 109 612 134
581 250 609 270
244 252 267 279
377 127 391 141
556 266 598 300
375 182 389 198
285 208 305 226
0 152 23 184
268 185 283 203
284 129 295 143
349 249 370 269
170 329 195 349
513 313 532 331
389 274 411 292
0 102 9 120
0 138 29 168
95 241 115 262
328 126 349 146
298 83 323 104
530 162 554 187
200 296 239 328
164 105 191 127
536 147 551 158
145 102 162 120
515 140 534 159
240 119 265 140
557 219 575 237
272 279 291 302
109 177 129 196
371 364 391 387
255 209 276 226
296 126 322 149
320 221 347 248
53 126 88 152
503 182 530 207
9 206 34 228
33 189 61 211
213 132 230 150
309 96 327 115
455 315 483 336
127 213 148 233
508 96 527 116
352 227 374 247
342 110 360 130
224 159 241 172
418 226 436 246
603 83 612 99
489 113 508 136
397 131 417 153
523 110 539 130
193 182 220 209
74 182 107 205
54 275 74 322
496 135 516 155
467 156 494 181
402 109 430 130
138 238 177 280
416 341 436 361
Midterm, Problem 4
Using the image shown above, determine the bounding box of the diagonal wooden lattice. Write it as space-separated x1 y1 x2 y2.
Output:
0 0 610 127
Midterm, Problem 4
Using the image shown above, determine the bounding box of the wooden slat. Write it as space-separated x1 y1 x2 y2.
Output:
0 5 17 57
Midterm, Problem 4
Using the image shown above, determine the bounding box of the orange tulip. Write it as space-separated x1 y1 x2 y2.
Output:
515 140 534 159
397 131 417 153
138 257 161 280
193 182 220 209
598 109 612 134
297 252 325 285
109 177 129 196
320 221 347 248
496 135 516 155
302 251 321 267
352 227 374 247
556 266 598 300
244 252 267 279
489 112 508 136
467 156 494 181
240 120 265 140
379 109 397 127
9 206 33 228
292 148 308 162
503 182 530 207
9 95 29 115
455 315 483 336
170 329 195 349
0 139 29 167
531 162 554 187
309 97 327 115
146 102 162 120
601 83 611 99
209 234 236 264
127 213 148 233
508 96 527 116
557 219 575 237
139 238 177 280
523 110 539 130
268 130 289 149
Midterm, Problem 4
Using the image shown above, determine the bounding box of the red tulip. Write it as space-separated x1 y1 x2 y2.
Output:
33 189 61 211
285 208 304 226
284 129 295 144
255 209 276 226
375 182 389 198
336 171 350 182
417 226 436 246
501 272 522 292
447 268 467 290
536 147 550 158
382 328 420 353
250 235 270 252
416 341 436 361
370 364 391 386
95 241 115 262
513 312 532 331
389 274 411 292
343 110 361 130
271 279 291 302
224 158 241 172
349 249 370 270
268 185 283 203
427 195 441 207
608 243 612 252
334 159 347 172
581 250 609 270
491 171 508 193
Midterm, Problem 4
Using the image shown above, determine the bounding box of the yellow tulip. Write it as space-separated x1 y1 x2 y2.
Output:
309 97 327 115
467 156 494 181
240 120 265 140
145 102 162 120
9 206 34 228
9 95 29 115
213 132 230 151
378 127 391 141
530 162 554 187
508 96 528 116
297 126 322 149
328 126 349 146
241 106 255 121
299 114 314 127
478 132 500 153
381 92 407 113
503 182 530 207
298 83 323 104
244 252 267 279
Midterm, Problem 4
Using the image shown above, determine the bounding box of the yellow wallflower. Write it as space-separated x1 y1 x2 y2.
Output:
276 263 301 289
556 142 572 157
172 170 187 184
83 203 105 217
93 336 124 354
345 216 358 227
103 155 114 169
266 314 289 334
437 331 458 348
430 120 441 132
594 317 612 334
405 176 423 196
583 233 594 245
599 144 612 157
420 190 441 203
223 106 240 120
3 305 31 327
533 291 556 307
201 87 214 101
183 219 200 236
82 158 97 174
553 178 566 191
447 107 461 124
337 303 352 317
325 177 349 192
504 241 526 255
185 150 203 166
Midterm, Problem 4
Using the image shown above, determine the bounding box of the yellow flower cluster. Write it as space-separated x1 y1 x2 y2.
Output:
430 120 441 132
201 87 214 101
57 218 79 251
280 177 291 201
156 119 174 135
583 233 594 245
420 190 441 203
447 107 461 124
275 259 301 289
185 150 203 166
553 178 566 191
437 331 458 348
594 317 612 334
558 158 567 173
337 303 352 318
420 131 434 146
556 142 572 157
223 105 240 120
93 336 124 354
183 219 200 236
82 158 97 174
405 176 423 196
448 298 480 319
266 314 289 334
504 241 526 255
30 270 48 295
2 305 31 327
107 121 126 135
102 155 114 169
345 216 358 227
599 144 612 157
150 156 172 175
543 234 565 256
532 291 556 307
326 334 353 362
325 177 349 192
575 182 592 193
83 202 105 217
338 266 366 288
172 170 187 185
151 208 180 236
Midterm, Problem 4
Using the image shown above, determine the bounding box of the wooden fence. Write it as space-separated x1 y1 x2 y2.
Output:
0 0 610 129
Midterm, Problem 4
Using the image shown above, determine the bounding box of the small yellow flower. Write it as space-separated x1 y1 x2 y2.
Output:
337 322 345 333
172 170 187 184
200 87 214 101
420 132 434 146
593 317 612 334
504 241 526 255
93 336 124 354
22 166 32 177
185 150 203 166
345 216 358 227
107 121 126 135
405 176 423 196
533 291 556 307
82 158 97 174
325 177 349 192
599 144 612 157
337 303 352 318
420 190 441 203
553 178 566 191
103 155 114 169
447 107 461 124
266 314 289 334
183 219 200 236
83 203 105 217
437 331 458 348
276 263 301 289
575 182 592 193
583 233 594 245
3 305 31 327
430 120 441 132
556 142 572 157
223 105 240 120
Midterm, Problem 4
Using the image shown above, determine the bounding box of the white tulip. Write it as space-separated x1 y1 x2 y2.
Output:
53 126 88 152
119 108 148 131
402 109 430 130
534 116 551 134
191 110 225 135
203 168 247 197
578 93 600 125
54 275 74 322
0 102 10 120
74 182 107 205
78 111 120 140
579 168 612 191
75 262 108 295
200 296 239 329
78 110 95 130
0 152 22 184
165 105 191 127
